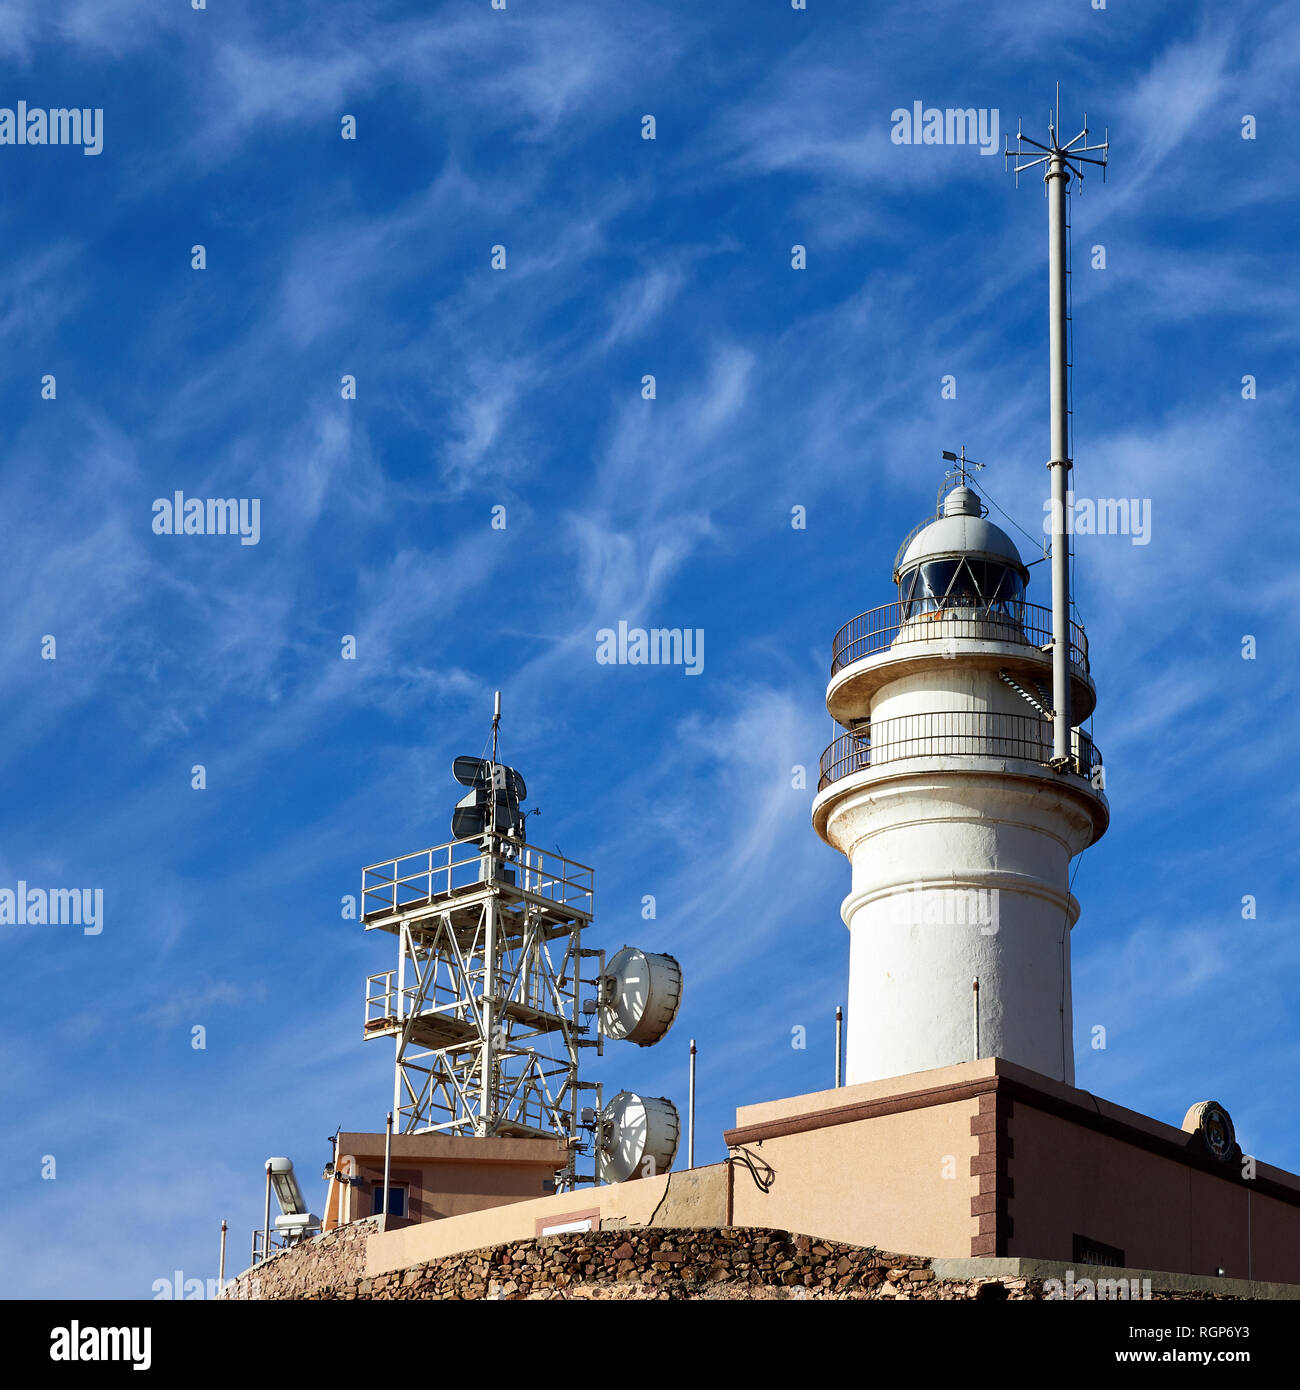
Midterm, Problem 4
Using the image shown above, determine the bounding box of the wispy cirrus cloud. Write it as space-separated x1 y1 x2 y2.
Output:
5 0 1300 1301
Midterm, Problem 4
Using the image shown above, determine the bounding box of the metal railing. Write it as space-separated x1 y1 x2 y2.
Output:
830 600 1089 676
361 835 594 921
817 710 1102 790
365 970 409 1029
250 1228 287 1266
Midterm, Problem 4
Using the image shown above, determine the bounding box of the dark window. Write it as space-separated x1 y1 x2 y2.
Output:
371 1184 408 1218
1072 1234 1125 1267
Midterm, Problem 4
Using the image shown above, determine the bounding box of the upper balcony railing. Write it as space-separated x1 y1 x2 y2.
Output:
817 710 1102 791
362 836 594 922
830 600 1089 677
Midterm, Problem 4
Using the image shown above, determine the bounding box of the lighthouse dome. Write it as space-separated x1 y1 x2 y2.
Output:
896 487 1028 612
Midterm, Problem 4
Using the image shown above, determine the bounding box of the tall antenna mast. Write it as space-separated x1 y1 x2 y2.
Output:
490 690 501 834
1005 84 1108 769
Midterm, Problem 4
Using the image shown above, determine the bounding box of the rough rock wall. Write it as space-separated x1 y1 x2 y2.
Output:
222 1215 380 1300
359 1229 960 1301
227 1224 1250 1301
248 1226 1027 1301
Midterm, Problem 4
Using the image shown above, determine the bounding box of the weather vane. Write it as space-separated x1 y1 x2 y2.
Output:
941 445 983 489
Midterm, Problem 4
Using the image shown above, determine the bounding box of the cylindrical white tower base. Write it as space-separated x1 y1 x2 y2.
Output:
818 762 1103 1086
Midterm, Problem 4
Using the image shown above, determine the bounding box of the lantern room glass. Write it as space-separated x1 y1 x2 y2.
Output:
899 558 1024 619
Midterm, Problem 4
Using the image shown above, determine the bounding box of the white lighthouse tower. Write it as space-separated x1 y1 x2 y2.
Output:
813 98 1113 1088
812 459 1107 1085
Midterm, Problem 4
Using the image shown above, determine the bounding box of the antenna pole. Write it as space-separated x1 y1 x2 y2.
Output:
490 690 501 837
1005 95 1108 771
835 1005 843 1087
688 1039 697 1169
1047 148 1072 766
325 1130 339 1232
219 1219 227 1289
260 1161 272 1267
382 1110 393 1224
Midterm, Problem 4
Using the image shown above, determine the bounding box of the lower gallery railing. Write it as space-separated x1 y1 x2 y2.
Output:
817 710 1102 791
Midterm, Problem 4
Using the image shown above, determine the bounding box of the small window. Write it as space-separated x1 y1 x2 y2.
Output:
371 1183 408 1218
1072 1234 1124 1267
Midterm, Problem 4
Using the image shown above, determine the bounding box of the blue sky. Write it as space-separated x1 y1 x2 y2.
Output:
1 0 1297 1299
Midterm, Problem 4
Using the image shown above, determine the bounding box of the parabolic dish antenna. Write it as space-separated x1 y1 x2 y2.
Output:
598 1090 680 1184
599 946 683 1047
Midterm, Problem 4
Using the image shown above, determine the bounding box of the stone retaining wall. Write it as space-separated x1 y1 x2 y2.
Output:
262 1226 1029 1300
222 1216 380 1300
226 1223 1251 1301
